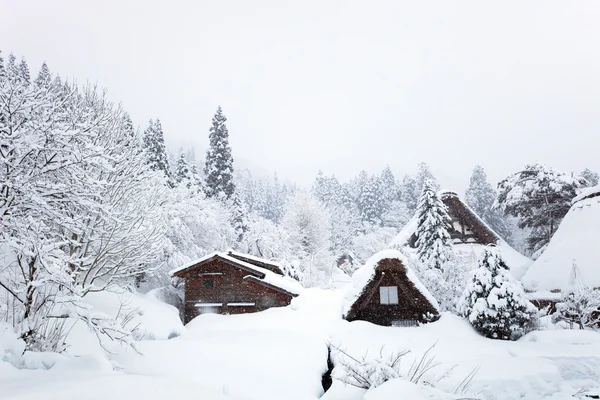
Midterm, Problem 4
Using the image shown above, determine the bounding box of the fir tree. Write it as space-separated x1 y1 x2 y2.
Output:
357 172 384 227
415 181 452 269
458 248 537 340
465 165 513 242
34 62 51 88
204 106 235 200
0 51 5 81
230 194 248 244
415 180 452 270
18 57 30 85
175 152 192 187
142 119 172 182
400 175 419 212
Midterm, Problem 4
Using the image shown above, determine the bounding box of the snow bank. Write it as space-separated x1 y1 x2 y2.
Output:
342 249 439 316
522 193 600 290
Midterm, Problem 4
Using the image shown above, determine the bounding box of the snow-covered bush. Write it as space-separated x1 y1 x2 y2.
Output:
410 251 469 312
553 288 600 330
458 247 537 340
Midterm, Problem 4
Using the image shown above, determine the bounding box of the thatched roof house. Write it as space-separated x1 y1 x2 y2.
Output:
391 190 531 279
522 186 600 292
343 250 439 327
171 250 303 323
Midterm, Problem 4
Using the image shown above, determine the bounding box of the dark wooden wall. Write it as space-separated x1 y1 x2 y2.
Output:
348 271 438 326
181 259 292 323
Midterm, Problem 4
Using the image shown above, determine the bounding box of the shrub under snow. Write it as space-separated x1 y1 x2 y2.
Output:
458 247 537 340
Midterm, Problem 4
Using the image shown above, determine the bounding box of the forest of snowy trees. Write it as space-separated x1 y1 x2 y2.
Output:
1 52 599 351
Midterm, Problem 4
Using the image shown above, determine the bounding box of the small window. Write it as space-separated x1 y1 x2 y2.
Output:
379 286 398 305
203 279 215 288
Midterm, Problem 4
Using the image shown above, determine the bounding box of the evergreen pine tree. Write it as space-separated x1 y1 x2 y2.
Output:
230 194 248 244
175 153 192 187
0 51 6 81
142 119 172 182
204 106 235 200
415 180 452 270
34 62 51 88
465 165 513 242
18 57 30 84
458 248 537 340
400 175 419 212
357 173 384 227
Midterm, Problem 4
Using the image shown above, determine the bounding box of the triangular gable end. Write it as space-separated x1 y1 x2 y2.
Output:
405 191 500 247
344 255 439 326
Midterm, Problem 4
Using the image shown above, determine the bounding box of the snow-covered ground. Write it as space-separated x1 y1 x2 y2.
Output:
2 288 600 400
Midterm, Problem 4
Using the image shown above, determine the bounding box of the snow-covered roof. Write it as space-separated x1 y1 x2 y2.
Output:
389 190 532 279
571 185 600 205
522 192 600 291
226 249 283 269
170 252 303 296
342 249 439 316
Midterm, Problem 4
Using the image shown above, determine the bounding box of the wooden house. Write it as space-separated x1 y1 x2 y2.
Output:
343 250 439 327
408 191 500 247
171 250 302 323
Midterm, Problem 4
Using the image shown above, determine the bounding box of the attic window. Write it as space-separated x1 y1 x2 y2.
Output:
380 286 398 305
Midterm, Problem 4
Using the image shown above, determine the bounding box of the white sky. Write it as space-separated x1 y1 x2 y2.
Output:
2 1 599 192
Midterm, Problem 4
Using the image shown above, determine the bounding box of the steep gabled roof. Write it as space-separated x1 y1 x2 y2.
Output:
392 191 501 248
390 190 531 279
522 186 600 291
440 191 501 245
170 252 303 296
343 250 439 319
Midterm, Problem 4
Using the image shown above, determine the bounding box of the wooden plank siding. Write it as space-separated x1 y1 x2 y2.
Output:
345 258 439 326
178 258 294 323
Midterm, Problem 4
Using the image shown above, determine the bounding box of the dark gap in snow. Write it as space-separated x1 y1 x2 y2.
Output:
321 346 334 394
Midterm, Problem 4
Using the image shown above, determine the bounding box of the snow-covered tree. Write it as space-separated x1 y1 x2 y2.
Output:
280 190 334 288
142 119 172 182
415 181 452 270
0 58 164 352
552 261 600 330
230 194 249 245
458 248 537 340
175 152 192 187
204 106 235 200
580 168 599 187
465 165 513 242
400 175 419 212
494 164 587 254
356 172 385 228
400 163 439 213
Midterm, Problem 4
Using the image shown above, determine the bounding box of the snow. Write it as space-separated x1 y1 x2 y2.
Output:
3 288 600 400
522 193 600 291
342 249 440 316
226 248 283 269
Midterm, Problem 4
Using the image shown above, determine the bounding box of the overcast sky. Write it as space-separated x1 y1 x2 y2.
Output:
2 1 599 192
